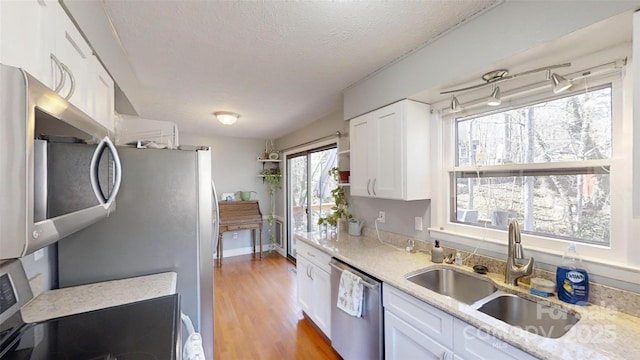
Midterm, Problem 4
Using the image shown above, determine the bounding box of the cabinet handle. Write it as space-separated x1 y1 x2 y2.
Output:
60 62 75 100
378 112 395 119
50 54 65 93
306 251 315 258
309 266 314 280
366 179 371 195
372 178 377 196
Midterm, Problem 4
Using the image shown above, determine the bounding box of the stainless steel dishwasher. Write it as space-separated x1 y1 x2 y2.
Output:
330 258 383 360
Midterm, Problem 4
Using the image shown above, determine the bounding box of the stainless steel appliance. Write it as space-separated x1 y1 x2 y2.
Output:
330 258 383 360
0 260 181 359
57 146 217 359
0 63 120 260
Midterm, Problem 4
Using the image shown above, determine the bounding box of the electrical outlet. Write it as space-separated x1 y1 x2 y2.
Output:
233 232 238 239
378 211 386 223
415 217 423 231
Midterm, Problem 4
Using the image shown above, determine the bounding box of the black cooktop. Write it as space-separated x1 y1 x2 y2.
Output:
1 294 180 360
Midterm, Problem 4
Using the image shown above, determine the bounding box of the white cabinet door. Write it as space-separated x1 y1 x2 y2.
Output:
453 318 537 360
296 255 313 315
0 0 53 85
89 56 115 132
349 113 371 197
310 265 331 339
348 99 430 200
48 3 92 115
370 103 403 199
385 310 454 360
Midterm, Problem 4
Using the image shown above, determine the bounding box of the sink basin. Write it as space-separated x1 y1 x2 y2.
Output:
405 268 497 304
478 294 579 338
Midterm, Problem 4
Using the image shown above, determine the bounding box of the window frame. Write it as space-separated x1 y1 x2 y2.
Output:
450 84 613 246
434 71 627 265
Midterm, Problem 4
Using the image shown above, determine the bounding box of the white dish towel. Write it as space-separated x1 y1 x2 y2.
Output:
337 269 364 317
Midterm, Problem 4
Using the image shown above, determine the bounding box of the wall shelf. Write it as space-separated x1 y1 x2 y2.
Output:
257 159 281 163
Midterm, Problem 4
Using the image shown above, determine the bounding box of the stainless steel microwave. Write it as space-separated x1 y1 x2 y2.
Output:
0 64 122 260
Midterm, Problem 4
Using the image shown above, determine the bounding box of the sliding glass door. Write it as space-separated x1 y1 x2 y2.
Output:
287 145 337 260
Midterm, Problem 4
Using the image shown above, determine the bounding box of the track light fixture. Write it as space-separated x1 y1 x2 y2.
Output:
450 94 461 113
487 84 501 106
551 72 572 94
440 62 572 110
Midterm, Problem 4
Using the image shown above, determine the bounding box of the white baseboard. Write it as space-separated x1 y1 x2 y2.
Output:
213 244 286 259
214 246 256 259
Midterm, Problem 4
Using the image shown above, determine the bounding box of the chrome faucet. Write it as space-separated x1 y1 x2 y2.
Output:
505 220 534 286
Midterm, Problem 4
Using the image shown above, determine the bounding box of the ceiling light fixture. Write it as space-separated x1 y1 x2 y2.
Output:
450 95 461 113
214 111 240 125
550 72 572 94
440 62 572 110
487 84 501 106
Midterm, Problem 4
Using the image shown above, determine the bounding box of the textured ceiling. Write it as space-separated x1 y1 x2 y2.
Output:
104 0 497 139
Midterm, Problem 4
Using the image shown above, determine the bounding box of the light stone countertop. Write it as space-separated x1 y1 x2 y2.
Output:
296 231 640 360
21 272 177 323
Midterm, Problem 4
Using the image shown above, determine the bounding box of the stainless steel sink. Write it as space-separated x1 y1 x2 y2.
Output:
477 294 580 338
405 268 497 304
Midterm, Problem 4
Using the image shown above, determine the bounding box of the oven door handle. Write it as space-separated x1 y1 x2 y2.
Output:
329 261 379 289
90 136 122 206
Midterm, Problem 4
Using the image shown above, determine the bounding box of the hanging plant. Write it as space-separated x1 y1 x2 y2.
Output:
326 167 351 232
263 167 281 252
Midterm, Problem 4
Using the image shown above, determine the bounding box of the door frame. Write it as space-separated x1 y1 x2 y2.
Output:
281 138 337 262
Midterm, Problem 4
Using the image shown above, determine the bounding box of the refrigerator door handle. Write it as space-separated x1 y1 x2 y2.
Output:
211 180 220 249
90 136 123 206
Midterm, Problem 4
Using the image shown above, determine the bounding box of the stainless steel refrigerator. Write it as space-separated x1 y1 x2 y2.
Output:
57 146 217 359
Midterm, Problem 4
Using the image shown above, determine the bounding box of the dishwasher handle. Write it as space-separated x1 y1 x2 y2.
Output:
329 261 379 289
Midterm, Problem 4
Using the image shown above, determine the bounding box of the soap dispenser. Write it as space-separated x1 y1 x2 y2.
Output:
431 240 444 263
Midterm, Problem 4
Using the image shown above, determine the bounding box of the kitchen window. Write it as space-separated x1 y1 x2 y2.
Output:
433 60 634 267
452 86 612 246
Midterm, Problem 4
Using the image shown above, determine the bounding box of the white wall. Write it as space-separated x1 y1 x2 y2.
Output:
343 1 639 120
180 133 274 256
275 107 347 152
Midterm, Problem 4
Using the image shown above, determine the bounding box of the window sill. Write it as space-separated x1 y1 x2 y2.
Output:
428 227 640 292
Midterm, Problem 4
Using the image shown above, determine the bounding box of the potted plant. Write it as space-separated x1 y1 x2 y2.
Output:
327 167 352 231
317 216 327 233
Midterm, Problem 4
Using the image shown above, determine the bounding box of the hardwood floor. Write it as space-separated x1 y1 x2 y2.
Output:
214 253 341 360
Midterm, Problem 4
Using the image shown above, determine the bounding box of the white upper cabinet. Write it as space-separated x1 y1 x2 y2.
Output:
0 0 115 133
48 3 92 116
349 99 431 200
349 112 371 196
0 0 53 85
89 56 115 132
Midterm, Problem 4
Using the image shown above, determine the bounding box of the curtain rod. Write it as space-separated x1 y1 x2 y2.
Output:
278 131 342 153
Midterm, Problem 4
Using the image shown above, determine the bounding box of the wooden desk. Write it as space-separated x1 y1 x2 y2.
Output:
217 201 263 266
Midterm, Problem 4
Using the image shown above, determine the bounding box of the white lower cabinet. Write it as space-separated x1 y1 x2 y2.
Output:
385 310 454 360
296 242 331 339
296 255 313 314
452 318 537 360
383 284 536 360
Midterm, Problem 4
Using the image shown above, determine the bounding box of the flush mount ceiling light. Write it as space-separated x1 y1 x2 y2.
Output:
441 62 572 110
214 111 240 125
487 84 501 106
